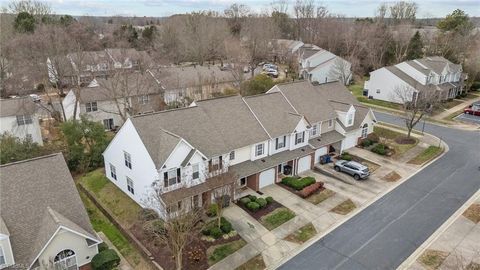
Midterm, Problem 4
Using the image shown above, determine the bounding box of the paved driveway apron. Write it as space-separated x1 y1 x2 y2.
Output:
279 112 480 270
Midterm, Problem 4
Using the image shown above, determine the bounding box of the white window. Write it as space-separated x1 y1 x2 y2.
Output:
127 177 134 194
0 246 5 267
124 151 132 169
295 131 305 145
192 164 199 180
53 249 77 270
16 115 33 125
362 125 368 138
85 102 98 112
110 163 117 180
328 119 333 127
138 95 149 105
275 136 286 150
347 113 354 126
255 143 264 156
165 168 180 186
311 124 318 136
229 151 235 160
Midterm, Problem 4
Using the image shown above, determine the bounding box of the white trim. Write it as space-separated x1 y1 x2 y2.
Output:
28 226 101 269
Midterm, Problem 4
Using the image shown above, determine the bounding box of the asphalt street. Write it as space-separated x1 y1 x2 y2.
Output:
279 111 480 270
455 113 480 125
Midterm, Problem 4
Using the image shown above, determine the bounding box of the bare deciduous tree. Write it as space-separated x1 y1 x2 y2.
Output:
210 171 237 228
393 85 441 138
328 58 352 85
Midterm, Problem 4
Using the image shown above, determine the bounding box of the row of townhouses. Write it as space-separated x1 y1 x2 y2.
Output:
62 65 240 130
365 56 467 104
102 81 376 218
0 154 101 270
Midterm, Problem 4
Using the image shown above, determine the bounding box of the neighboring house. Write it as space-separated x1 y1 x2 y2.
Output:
47 48 150 86
0 153 101 269
298 45 352 85
268 39 305 63
102 80 375 218
365 56 466 104
0 97 43 144
62 73 163 130
149 65 239 106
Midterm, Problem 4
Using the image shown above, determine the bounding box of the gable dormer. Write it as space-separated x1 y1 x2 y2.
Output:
334 104 356 128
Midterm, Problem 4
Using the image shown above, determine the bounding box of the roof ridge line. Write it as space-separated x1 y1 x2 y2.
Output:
241 97 272 139
0 153 62 168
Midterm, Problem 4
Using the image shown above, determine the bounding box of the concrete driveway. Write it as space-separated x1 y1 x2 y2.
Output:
278 112 480 270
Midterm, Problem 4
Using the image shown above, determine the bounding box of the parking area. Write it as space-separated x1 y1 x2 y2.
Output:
454 113 480 125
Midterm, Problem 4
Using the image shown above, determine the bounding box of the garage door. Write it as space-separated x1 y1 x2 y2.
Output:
297 155 311 174
259 168 275 189
343 133 358 150
315 147 328 163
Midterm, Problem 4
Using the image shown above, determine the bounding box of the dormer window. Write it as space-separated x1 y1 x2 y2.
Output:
295 131 305 145
255 144 264 156
310 124 318 137
347 113 354 126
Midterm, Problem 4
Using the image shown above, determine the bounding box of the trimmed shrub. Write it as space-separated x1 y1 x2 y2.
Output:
246 201 260 211
239 197 251 205
282 176 315 190
91 249 120 270
266 196 274 204
210 227 223 239
361 139 373 147
281 177 299 186
98 242 109 253
299 182 323 198
340 152 352 161
220 218 233 233
207 203 218 217
367 133 380 143
371 143 387 155
248 195 257 202
257 198 267 208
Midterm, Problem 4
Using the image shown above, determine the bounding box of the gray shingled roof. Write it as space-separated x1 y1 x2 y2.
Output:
0 97 37 117
77 72 161 103
149 65 237 90
416 56 461 75
133 125 182 168
275 80 337 123
385 66 436 92
335 104 370 132
315 81 358 105
243 92 302 138
0 154 99 267
132 95 269 164
309 130 345 149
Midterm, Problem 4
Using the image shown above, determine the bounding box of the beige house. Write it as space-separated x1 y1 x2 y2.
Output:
0 154 101 269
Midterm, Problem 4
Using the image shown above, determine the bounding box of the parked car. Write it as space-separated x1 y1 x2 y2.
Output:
265 69 279 78
262 63 277 71
334 160 370 180
29 94 42 102
464 102 480 116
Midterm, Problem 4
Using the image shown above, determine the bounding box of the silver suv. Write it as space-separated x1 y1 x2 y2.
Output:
334 160 370 180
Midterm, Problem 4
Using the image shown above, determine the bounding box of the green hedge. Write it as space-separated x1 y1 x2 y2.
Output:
371 143 387 155
202 217 234 238
281 176 316 190
91 249 120 270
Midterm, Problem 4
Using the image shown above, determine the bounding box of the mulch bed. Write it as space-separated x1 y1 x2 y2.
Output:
395 136 417 145
235 197 284 220
131 220 242 270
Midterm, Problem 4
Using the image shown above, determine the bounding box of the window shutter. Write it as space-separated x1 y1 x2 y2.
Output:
219 156 223 169
283 136 286 146
275 138 279 149
177 168 181 183
209 160 212 171
163 172 168 187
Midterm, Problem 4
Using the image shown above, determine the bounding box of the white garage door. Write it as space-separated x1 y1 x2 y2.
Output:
259 168 275 189
343 133 358 150
297 155 311 174
315 147 328 163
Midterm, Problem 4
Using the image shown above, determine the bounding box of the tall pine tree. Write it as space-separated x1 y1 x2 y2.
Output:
405 31 423 60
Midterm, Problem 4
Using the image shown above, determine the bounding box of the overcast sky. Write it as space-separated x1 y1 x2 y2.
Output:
1 0 479 18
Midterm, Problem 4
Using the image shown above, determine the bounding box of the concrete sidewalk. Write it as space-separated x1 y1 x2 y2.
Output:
433 95 480 120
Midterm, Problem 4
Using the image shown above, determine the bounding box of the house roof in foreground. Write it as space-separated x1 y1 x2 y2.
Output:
274 80 337 123
132 95 269 163
0 154 99 267
0 97 37 117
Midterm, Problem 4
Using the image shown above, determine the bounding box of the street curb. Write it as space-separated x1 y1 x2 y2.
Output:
270 125 449 270
397 189 480 270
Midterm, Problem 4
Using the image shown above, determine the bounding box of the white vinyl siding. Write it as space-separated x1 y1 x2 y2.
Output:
0 246 5 267
229 151 235 160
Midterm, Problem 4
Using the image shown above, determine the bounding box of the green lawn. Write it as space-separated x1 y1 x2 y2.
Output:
284 223 317 244
306 189 335 205
79 192 152 269
207 239 247 265
408 146 443 165
260 207 296 230
330 199 356 215
235 254 266 270
348 80 402 110
348 82 364 97
373 126 404 140
79 169 142 228
373 126 418 158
